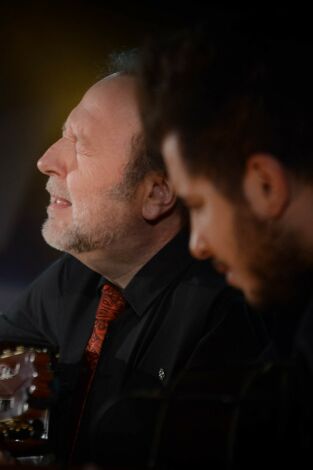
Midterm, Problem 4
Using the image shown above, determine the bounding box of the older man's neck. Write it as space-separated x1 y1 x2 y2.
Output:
73 221 183 289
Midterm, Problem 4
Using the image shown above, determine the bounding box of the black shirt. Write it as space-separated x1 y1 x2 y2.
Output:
0 230 269 465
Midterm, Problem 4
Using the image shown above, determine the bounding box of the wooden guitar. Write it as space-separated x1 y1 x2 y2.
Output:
0 345 56 460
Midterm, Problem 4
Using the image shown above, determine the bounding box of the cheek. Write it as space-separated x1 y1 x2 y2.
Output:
192 207 234 256
67 167 103 197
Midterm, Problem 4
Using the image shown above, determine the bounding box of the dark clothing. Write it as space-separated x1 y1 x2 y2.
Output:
162 293 313 470
232 295 313 469
0 230 269 466
294 295 313 369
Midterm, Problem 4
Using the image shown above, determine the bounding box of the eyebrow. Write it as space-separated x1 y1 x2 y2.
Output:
62 122 76 138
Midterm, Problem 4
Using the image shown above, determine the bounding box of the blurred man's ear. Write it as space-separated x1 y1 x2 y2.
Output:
243 154 290 219
142 173 177 221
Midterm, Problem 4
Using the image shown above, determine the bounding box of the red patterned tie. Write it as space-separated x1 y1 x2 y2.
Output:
70 283 126 460
85 283 126 371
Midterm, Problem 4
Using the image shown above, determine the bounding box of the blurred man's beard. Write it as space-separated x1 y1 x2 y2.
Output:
234 204 313 312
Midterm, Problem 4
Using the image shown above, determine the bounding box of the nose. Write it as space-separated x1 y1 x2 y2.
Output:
37 137 70 178
189 229 212 260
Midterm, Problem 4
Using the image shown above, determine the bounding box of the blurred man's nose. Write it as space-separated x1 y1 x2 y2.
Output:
189 229 212 260
37 138 69 177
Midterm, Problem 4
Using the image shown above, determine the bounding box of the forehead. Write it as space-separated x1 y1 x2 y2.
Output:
66 74 141 148
82 74 139 117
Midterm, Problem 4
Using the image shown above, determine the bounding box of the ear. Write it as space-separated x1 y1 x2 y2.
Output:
243 154 290 219
142 173 177 221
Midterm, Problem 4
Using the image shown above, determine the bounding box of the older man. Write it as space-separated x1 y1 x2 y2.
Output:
0 54 269 466
138 32 313 466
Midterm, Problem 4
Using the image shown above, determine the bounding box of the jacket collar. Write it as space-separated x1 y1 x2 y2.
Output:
98 228 194 317
123 229 194 317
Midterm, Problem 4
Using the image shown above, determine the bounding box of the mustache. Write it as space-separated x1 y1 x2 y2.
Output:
46 178 71 201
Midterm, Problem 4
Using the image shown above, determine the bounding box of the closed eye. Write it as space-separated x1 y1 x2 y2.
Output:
62 130 76 144
76 143 93 157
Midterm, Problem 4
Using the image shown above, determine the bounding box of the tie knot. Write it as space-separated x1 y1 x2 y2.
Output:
85 283 126 360
98 283 126 322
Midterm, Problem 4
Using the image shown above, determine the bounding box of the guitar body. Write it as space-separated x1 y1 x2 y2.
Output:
0 345 56 459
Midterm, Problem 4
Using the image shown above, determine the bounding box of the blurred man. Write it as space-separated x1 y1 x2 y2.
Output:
0 53 268 467
138 31 313 465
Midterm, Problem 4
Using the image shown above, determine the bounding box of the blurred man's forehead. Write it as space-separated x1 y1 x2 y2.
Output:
162 133 193 195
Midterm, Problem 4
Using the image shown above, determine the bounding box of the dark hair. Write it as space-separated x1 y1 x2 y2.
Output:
105 48 166 191
138 28 313 198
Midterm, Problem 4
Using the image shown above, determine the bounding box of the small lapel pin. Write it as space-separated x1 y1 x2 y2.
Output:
158 368 166 382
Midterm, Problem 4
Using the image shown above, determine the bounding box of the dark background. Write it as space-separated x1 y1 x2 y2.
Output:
0 3 307 308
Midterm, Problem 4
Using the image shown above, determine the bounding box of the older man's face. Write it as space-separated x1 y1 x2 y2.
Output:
37 75 143 256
